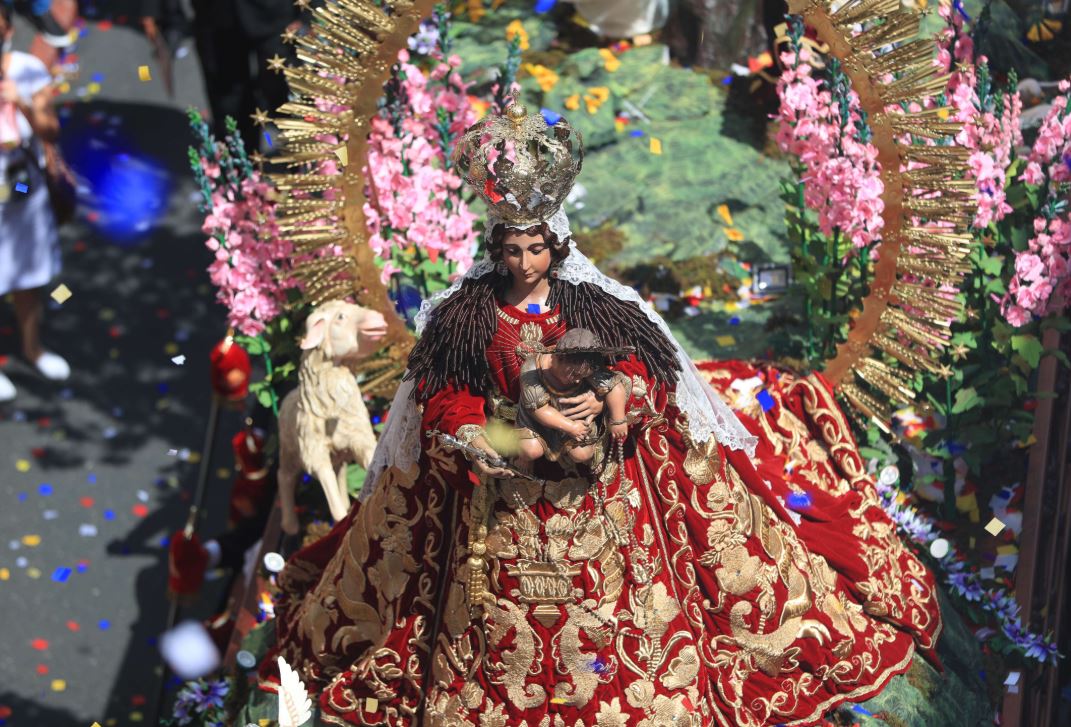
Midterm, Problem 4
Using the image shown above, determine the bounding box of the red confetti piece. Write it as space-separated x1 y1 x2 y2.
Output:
31 638 48 651
132 504 149 517
0 355 8 366
31 447 46 459
36 664 49 675
86 211 100 223
36 417 50 428
72 240 87 252
131 695 146 706
97 20 112 31
80 496 95 508
66 621 80 632
0 706 11 718
108 325 122 338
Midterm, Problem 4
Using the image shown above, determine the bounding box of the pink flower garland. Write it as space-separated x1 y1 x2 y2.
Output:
775 45 884 249
363 50 480 283
201 160 294 337
1003 80 1071 326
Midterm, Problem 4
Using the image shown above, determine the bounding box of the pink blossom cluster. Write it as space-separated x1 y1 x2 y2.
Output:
363 50 480 283
202 160 294 336
1003 80 1071 327
775 45 884 249
934 3 1021 230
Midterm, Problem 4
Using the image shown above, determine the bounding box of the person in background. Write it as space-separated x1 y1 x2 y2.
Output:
8 0 78 70
141 0 302 152
0 2 67 402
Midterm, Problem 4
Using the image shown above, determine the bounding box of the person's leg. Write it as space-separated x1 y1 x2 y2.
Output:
12 287 43 362
12 287 69 380
193 23 254 145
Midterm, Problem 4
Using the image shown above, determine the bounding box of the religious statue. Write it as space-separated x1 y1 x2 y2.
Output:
259 103 942 726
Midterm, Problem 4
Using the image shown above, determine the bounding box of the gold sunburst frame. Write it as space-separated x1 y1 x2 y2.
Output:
268 0 972 421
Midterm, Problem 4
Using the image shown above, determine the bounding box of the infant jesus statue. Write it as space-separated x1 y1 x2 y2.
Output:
515 327 633 467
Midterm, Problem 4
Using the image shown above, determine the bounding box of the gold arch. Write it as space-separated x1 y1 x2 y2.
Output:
269 0 972 420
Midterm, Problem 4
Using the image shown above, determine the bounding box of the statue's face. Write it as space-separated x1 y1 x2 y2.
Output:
501 230 552 285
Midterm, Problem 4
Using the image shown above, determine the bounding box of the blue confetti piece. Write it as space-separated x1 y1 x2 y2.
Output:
540 108 561 126
103 509 116 520
159 535 170 548
756 389 775 412
729 316 740 326
17 492 27 502
302 473 312 482
147 636 158 647
14 182 28 194
166 676 183 690
156 382 169 394
534 0 557 13
371 415 381 425
952 0 970 21
852 704 873 716
52 567 72 583
76 562 88 573
264 132 273 148
91 72 104 83
38 483 53 496
723 76 733 85
787 492 812 510
629 129 645 138
98 619 111 630
87 473 97 484
527 303 541 314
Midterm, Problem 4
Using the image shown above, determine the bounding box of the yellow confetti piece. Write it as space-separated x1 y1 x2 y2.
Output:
16 459 30 472
216 468 231 479
550 697 567 704
564 94 580 111
724 301 739 312
614 119 626 133
364 697 379 712
598 48 621 72
716 204 734 226
164 342 179 355
0 568 9 580
50 284 72 304
109 349 120 360
87 82 101 95
650 137 662 155
258 720 270 727
725 228 745 242
505 19 529 50
27 567 41 579
99 308 116 321
51 679 66 692
937 107 950 120
715 335 736 347
984 517 1006 536
22 534 41 547
92 723 102 727
334 147 348 166
137 65 151 82
58 81 70 94
186 451 201 464
129 712 143 722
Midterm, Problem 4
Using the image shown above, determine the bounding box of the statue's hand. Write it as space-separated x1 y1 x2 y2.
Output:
559 390 603 421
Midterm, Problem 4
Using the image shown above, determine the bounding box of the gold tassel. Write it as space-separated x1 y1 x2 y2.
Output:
831 0 903 29
850 13 921 55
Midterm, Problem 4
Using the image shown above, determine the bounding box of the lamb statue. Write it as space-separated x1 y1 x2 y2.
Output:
277 300 389 534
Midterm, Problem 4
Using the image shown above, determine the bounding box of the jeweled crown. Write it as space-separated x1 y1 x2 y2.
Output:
452 101 584 227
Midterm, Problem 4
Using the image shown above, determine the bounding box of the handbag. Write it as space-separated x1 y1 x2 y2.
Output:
40 139 76 226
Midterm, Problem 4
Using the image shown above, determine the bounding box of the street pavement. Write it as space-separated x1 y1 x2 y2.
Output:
0 11 262 727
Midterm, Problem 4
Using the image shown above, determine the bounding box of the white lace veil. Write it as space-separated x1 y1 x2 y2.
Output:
360 208 758 500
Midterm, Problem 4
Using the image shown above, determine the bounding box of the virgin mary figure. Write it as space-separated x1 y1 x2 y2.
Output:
261 103 942 726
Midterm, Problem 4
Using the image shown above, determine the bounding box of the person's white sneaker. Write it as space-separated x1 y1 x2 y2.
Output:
0 370 15 402
32 351 71 381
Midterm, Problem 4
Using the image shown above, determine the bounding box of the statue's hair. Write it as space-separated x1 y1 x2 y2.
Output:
404 274 680 401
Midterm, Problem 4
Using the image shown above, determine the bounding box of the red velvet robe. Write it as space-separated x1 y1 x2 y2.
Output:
262 300 942 726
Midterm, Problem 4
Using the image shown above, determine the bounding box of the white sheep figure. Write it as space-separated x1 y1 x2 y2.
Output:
277 300 388 534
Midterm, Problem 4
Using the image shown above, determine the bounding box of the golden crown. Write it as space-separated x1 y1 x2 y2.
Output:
452 101 584 227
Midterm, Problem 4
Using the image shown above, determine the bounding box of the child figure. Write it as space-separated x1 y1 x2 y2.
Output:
515 328 633 466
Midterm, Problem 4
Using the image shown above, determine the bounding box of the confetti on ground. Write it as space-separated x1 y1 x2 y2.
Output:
67 620 80 632
52 567 72 582
81 496 95 508
715 335 736 347
22 534 41 547
649 137 662 155
31 638 48 651
15 459 30 472
132 504 149 517
51 679 66 692
35 664 48 675
14 182 27 194
50 284 72 304
985 517 1006 536
27 567 41 579
39 482 53 496
716 204 733 226
98 619 111 630
725 228 745 242
0 568 8 580
171 355 185 365
137 65 151 81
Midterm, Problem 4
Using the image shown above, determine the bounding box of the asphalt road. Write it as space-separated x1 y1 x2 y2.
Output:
0 11 269 727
